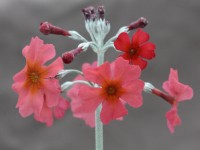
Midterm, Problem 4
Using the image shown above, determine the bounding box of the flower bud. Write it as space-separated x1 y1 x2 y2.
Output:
62 47 83 64
128 17 148 31
40 22 70 36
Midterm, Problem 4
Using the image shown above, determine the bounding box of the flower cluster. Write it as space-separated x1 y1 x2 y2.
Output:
12 5 193 135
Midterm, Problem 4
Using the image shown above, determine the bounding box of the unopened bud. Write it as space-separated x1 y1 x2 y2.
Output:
97 6 105 19
128 17 148 31
62 47 83 64
40 22 70 36
82 6 95 20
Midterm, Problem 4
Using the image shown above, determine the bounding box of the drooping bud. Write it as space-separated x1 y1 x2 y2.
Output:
40 22 70 36
128 17 148 31
62 47 83 64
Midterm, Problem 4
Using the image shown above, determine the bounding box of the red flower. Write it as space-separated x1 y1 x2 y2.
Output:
114 29 156 70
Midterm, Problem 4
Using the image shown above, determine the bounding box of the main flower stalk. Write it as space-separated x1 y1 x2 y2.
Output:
95 52 104 150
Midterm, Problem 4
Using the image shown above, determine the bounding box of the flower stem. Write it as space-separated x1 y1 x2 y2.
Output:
95 52 104 150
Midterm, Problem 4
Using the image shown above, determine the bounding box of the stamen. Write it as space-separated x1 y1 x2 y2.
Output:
29 72 39 83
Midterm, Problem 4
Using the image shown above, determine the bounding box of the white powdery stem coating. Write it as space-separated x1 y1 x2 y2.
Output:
85 19 110 52
95 52 104 150
68 30 88 42
78 42 90 52
56 69 83 79
144 82 155 94
103 26 128 50
61 80 91 92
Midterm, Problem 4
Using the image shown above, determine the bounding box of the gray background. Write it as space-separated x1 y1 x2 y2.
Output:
0 0 199 150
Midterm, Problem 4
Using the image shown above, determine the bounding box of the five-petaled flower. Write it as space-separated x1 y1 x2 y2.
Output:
68 58 144 124
162 68 193 133
12 37 69 126
151 68 193 133
114 29 156 70
68 62 123 127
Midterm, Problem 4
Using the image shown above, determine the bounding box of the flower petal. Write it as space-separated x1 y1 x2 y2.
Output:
13 67 26 83
100 100 128 124
132 29 149 48
43 79 61 107
163 68 193 101
68 85 102 113
112 57 141 82
71 98 95 127
53 97 70 119
165 106 181 134
120 80 144 108
131 56 147 70
46 57 64 78
138 42 156 59
114 32 131 52
169 68 179 81
31 90 44 115
34 103 53 127
82 61 97 71
18 92 33 117
84 62 111 85
23 37 56 65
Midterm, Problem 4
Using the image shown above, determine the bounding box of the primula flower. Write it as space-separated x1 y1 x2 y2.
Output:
68 58 144 124
162 68 193 133
68 62 123 127
68 62 97 127
114 29 156 70
12 37 69 124
34 97 69 126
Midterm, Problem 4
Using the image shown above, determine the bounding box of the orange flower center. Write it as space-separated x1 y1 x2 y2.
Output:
100 80 125 103
24 62 47 94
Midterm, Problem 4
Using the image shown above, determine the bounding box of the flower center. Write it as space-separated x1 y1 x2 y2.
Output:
129 49 136 57
29 72 40 83
101 80 125 103
107 86 117 95
24 62 47 93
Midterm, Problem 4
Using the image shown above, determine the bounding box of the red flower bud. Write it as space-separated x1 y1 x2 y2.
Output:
40 22 70 36
128 17 148 31
62 47 83 64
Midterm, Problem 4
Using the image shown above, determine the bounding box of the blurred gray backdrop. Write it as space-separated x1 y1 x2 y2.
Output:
0 0 199 150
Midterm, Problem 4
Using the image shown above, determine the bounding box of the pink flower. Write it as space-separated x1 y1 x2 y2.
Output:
68 62 97 127
68 58 144 124
12 37 69 125
162 68 193 133
34 97 70 126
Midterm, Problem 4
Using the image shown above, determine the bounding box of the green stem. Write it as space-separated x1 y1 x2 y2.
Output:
95 52 104 150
